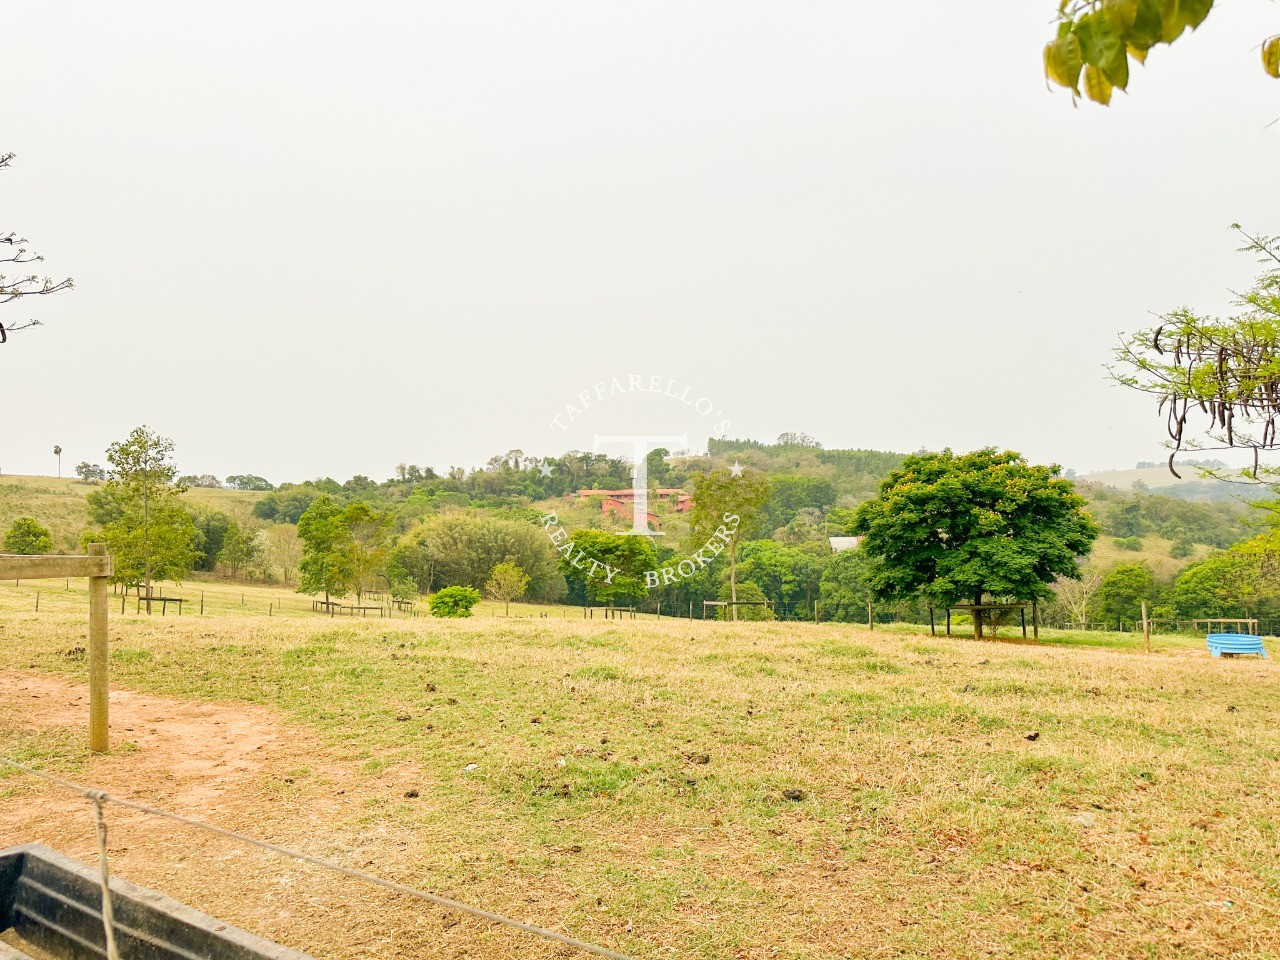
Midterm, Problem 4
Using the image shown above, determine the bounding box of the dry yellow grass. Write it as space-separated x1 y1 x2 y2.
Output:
1 582 1278 959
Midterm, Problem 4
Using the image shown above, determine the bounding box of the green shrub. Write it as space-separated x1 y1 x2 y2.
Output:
429 585 481 618
3 517 54 555
1170 537 1194 559
1113 536 1143 551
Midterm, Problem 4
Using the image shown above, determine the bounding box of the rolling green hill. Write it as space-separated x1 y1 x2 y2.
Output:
0 474 261 552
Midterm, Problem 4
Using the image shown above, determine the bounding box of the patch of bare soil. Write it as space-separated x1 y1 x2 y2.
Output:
1 669 288 826
0 671 555 960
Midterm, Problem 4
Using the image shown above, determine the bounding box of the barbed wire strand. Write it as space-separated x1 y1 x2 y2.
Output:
0 757 634 960
90 795 122 960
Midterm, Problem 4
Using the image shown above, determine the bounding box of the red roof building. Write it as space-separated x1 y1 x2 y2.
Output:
576 488 692 512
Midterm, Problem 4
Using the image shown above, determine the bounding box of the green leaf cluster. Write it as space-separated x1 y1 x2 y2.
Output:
1046 0 1222 105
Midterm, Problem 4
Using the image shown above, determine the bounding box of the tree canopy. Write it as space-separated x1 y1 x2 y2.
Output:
852 448 1099 635
297 496 354 601
391 512 562 601
4 517 54 555
1092 562 1157 624
485 560 530 616
558 529 656 606
87 426 198 593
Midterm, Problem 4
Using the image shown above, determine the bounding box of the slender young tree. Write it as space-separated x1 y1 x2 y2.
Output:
688 467 770 620
340 501 391 604
265 523 302 585
90 426 197 606
485 560 530 617
297 496 353 604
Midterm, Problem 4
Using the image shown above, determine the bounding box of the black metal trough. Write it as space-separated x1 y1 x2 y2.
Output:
0 844 315 960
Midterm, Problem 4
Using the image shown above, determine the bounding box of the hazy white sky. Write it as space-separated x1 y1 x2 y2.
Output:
2 2 1277 483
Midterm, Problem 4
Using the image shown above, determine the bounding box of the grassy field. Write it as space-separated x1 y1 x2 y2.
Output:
0 474 261 551
1088 532 1213 579
1 578 1277 959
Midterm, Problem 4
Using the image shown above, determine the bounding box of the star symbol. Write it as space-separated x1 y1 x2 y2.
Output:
539 460 555 477
730 461 743 477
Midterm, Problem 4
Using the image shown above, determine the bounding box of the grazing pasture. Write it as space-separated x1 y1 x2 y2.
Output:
1 586 1278 959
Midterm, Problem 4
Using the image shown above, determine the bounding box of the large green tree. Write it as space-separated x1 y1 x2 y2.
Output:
818 548 878 623
341 500 392 603
217 518 264 578
3 517 53 555
252 487 320 524
1045 2 1278 106
852 448 1099 638
1168 548 1277 619
297 496 354 602
736 539 828 620
88 426 198 603
392 512 561 600
1091 563 1158 625
688 467 770 618
558 529 656 606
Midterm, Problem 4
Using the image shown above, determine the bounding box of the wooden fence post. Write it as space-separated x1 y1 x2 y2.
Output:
1141 600 1151 655
867 599 873 631
88 543 109 753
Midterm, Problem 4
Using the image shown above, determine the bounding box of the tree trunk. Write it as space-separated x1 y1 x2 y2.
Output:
973 591 983 640
143 472 153 615
730 549 739 622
